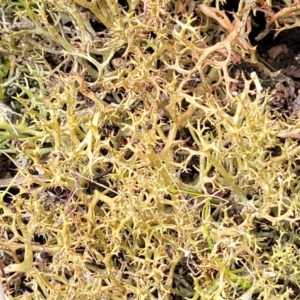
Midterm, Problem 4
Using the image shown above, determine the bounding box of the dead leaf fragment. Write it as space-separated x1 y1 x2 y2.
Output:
283 63 300 78
21 291 33 300
267 44 289 60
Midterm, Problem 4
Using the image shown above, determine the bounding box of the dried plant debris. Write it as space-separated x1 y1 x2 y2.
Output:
1 1 300 299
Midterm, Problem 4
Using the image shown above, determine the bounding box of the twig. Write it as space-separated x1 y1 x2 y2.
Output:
277 132 300 139
0 259 9 300
0 279 8 300
0 175 49 188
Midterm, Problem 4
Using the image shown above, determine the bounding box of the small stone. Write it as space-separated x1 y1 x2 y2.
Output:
293 95 300 111
0 102 14 122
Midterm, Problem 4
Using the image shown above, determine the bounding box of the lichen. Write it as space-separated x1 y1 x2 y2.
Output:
1 1 300 299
